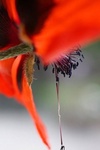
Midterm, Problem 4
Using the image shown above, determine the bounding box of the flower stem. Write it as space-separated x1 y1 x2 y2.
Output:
0 43 33 60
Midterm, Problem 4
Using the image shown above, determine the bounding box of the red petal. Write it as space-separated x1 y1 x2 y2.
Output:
0 55 50 149
31 0 100 64
2 0 100 64
0 58 15 96
0 6 20 50
11 55 50 149
2 0 20 23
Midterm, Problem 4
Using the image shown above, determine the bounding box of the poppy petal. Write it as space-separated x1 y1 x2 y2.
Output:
0 58 15 96
2 0 100 64
16 0 55 35
11 55 50 149
1 0 19 23
0 5 20 50
0 55 50 149
31 0 100 64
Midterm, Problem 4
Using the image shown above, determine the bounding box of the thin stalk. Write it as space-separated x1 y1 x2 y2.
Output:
55 66 65 150
0 43 33 60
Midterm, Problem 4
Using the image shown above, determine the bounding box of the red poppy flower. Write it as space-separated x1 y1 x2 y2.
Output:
2 0 100 64
0 2 50 149
0 0 100 149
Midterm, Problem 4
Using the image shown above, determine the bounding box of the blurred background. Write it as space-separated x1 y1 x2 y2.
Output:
0 40 100 150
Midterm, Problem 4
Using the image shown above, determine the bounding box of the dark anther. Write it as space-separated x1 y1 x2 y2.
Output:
52 67 54 73
35 56 40 70
35 48 84 78
60 145 65 150
52 48 84 78
56 75 59 82
44 65 48 71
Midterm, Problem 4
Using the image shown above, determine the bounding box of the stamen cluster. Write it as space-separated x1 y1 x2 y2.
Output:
35 48 84 81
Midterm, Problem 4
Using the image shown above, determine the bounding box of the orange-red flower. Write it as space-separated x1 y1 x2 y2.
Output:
2 0 100 64
0 0 100 149
0 3 50 149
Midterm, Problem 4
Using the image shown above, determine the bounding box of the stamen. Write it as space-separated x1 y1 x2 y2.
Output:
55 68 65 150
60 145 65 150
52 48 84 78
35 56 40 70
35 48 84 78
35 48 84 150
